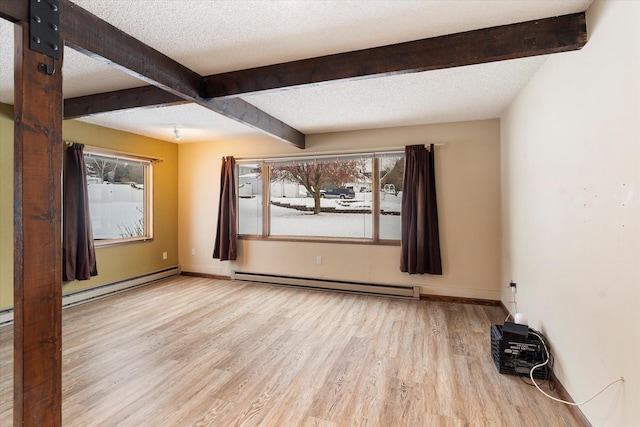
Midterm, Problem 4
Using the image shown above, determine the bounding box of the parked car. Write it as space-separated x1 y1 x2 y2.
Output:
320 187 355 199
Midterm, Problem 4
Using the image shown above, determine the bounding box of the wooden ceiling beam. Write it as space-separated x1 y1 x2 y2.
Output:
63 87 305 148
59 1 304 148
0 0 27 23
64 86 187 119
60 1 203 101
63 11 586 116
3 2 585 149
204 13 587 99
193 97 305 147
1 0 305 148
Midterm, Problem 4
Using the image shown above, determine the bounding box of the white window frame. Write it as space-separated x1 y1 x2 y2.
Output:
83 148 154 247
237 150 403 245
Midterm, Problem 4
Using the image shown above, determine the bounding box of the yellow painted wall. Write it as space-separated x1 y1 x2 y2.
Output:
0 104 13 310
179 119 501 299
0 106 179 310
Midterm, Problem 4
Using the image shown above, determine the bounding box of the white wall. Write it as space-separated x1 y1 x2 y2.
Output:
500 1 639 425
179 119 502 299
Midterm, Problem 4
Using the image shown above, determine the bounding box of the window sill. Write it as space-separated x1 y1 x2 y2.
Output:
94 236 154 248
238 235 400 246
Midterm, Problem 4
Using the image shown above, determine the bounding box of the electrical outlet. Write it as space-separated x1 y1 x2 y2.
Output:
191 248 196 256
316 256 322 265
162 252 167 260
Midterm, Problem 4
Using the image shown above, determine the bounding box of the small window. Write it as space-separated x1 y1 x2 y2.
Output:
238 163 263 236
84 150 153 245
378 153 404 241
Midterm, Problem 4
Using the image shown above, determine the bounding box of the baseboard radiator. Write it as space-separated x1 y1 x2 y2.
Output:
232 271 419 299
0 266 180 326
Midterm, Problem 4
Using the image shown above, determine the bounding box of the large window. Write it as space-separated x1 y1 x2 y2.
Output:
238 151 403 243
84 150 153 245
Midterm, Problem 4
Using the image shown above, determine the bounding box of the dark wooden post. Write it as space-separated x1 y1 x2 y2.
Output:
13 21 63 426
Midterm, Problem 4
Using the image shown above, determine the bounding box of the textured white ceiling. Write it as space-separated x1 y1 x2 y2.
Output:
0 0 593 144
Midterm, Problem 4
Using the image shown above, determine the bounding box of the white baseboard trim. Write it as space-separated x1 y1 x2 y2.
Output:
0 266 181 326
0 311 11 326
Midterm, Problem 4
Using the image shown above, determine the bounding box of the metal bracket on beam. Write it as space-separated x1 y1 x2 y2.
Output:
30 0 60 74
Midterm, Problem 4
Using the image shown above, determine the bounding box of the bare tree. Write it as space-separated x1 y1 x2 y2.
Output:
271 159 366 214
85 156 118 183
380 157 404 195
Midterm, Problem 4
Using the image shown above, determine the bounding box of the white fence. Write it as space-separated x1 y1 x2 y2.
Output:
87 183 144 239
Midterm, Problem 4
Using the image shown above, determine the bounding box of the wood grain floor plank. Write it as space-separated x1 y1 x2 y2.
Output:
289 323 359 391
162 372 234 426
212 329 306 403
302 416 338 427
379 378 428 427
189 398 237 427
215 341 319 426
307 336 375 422
259 384 318 427
348 355 394 426
0 276 584 427
211 318 292 374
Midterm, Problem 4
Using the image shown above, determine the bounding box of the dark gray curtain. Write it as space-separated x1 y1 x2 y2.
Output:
213 156 238 261
63 143 98 281
400 144 442 275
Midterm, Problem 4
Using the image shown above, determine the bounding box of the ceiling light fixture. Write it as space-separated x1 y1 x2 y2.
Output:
173 126 182 141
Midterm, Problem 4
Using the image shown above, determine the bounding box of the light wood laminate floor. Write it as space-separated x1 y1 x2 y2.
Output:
0 276 581 426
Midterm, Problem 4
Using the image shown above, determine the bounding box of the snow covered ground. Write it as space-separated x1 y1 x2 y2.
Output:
239 192 402 239
89 201 144 239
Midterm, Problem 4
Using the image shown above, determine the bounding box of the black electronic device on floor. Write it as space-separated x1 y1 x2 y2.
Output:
502 321 529 340
490 323 550 380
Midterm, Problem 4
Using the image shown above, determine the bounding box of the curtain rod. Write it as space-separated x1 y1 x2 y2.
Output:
233 143 445 163
64 141 163 163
